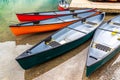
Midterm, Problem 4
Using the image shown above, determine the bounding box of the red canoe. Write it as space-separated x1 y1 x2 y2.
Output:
16 8 96 22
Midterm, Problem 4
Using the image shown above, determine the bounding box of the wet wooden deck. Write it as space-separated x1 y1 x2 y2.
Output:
70 0 120 13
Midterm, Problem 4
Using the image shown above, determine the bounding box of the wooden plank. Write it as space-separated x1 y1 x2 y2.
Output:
70 0 120 13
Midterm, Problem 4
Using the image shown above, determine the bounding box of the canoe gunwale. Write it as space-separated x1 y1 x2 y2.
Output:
9 20 78 27
16 8 96 15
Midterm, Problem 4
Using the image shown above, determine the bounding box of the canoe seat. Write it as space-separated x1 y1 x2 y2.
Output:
45 37 61 47
93 43 112 52
48 41 61 47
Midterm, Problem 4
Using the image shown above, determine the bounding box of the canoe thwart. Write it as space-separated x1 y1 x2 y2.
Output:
113 22 120 26
108 20 120 26
81 18 98 25
85 21 98 26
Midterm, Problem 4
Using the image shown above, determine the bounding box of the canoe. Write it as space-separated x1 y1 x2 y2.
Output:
10 11 97 36
16 8 96 22
86 15 120 76
16 12 105 69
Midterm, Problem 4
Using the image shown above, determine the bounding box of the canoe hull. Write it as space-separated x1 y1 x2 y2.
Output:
10 21 76 36
16 14 63 22
86 45 120 77
16 30 95 69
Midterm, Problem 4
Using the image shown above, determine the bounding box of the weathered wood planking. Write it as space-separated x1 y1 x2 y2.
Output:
70 0 120 13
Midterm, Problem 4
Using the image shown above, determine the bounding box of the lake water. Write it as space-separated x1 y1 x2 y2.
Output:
0 0 61 42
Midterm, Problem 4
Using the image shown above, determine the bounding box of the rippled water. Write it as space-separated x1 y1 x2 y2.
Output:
0 0 61 42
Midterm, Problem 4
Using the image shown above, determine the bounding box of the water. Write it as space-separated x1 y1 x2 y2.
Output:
0 0 60 42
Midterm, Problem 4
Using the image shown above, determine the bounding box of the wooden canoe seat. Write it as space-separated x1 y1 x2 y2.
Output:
45 37 61 47
92 43 112 52
48 41 61 47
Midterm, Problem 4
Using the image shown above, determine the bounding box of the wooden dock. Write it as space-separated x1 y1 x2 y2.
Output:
70 0 120 13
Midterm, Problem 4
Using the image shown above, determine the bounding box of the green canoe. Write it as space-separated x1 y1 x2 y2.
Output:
86 15 120 76
16 12 105 69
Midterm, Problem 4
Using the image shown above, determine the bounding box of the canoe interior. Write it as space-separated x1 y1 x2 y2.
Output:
18 8 93 15
86 15 120 76
19 13 104 56
14 11 96 26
